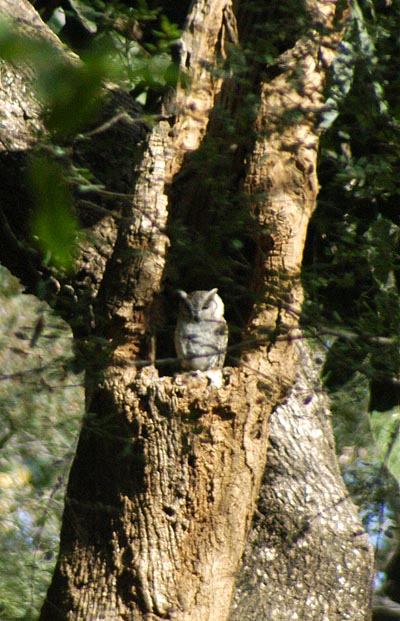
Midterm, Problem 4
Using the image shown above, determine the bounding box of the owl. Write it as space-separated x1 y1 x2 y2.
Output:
174 288 228 371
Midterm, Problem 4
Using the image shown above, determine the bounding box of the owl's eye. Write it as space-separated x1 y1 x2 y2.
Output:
203 303 210 310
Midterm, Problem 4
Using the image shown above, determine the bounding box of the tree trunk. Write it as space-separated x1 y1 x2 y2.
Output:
230 339 374 621
0 1 374 620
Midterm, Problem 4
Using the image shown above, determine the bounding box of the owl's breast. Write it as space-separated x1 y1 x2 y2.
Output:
175 318 227 371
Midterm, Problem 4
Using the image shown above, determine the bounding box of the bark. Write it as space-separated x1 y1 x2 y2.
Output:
0 1 374 620
230 339 374 621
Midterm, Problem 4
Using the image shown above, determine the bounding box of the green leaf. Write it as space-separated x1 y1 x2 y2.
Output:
370 410 400 482
28 155 78 271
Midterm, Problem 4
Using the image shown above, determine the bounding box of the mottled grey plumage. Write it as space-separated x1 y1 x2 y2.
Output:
174 288 228 371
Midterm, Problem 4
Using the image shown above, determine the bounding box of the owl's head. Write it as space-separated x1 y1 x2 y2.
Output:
177 288 225 321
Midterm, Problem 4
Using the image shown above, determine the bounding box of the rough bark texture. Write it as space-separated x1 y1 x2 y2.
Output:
230 339 374 621
50 366 273 621
0 0 374 620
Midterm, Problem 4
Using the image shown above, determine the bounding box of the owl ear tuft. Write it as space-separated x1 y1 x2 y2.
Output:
176 289 188 300
205 288 218 302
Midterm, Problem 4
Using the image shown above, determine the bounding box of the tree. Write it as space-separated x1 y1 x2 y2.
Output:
0 0 374 620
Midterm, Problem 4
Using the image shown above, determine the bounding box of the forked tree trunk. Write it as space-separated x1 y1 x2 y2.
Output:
0 1 374 620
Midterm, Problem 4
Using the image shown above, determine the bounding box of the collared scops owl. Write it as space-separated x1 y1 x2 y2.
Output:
174 288 228 371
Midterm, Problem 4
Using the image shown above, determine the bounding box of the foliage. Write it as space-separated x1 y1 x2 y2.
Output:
302 0 400 591
304 0 400 386
45 0 181 104
0 267 83 619
29 155 78 271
